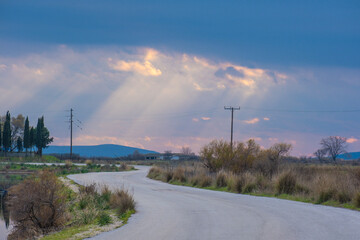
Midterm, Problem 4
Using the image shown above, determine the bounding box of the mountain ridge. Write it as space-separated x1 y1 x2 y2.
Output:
43 144 158 158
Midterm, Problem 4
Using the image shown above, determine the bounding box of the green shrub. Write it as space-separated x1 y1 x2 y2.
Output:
97 212 112 226
276 172 296 195
101 186 112 203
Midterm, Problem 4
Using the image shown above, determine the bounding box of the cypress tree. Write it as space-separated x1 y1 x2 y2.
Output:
29 127 35 153
23 116 30 154
36 116 53 156
0 122 2 152
3 111 11 153
17 136 23 153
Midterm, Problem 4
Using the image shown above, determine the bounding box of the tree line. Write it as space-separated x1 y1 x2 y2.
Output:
0 111 53 156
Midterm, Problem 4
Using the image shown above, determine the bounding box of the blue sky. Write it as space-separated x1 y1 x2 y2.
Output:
0 0 359 155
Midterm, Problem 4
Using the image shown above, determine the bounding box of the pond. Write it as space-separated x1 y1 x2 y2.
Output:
0 173 30 240
0 192 11 240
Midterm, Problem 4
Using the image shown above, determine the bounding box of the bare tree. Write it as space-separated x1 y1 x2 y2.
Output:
181 146 193 156
320 136 347 162
314 149 327 163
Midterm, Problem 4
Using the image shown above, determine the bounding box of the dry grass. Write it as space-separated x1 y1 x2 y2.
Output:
148 163 360 209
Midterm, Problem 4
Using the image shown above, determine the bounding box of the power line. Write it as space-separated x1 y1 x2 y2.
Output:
241 107 360 113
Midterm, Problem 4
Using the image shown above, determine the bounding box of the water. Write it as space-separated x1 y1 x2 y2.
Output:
0 174 28 240
0 192 11 240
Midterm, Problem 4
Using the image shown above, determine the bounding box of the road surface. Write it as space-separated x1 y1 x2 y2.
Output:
68 166 360 240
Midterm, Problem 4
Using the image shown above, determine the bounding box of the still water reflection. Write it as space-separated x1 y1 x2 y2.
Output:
0 174 28 240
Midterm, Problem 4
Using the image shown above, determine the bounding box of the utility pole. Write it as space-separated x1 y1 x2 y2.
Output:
70 108 73 160
224 106 240 148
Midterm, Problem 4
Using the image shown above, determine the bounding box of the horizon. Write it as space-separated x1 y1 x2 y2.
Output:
1 1 359 156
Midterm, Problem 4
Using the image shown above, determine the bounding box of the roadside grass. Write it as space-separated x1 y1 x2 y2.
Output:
147 164 360 211
0 155 61 163
7 169 136 240
0 162 135 177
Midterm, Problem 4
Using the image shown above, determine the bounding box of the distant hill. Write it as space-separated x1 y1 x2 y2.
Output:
43 144 158 158
338 152 360 160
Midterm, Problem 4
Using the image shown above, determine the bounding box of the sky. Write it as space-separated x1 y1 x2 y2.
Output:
0 0 359 156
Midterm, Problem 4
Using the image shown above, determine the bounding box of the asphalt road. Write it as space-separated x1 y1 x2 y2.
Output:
68 166 360 240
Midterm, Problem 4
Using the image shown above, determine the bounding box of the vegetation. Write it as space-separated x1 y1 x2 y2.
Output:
0 111 53 156
7 170 136 239
315 136 348 162
148 139 360 210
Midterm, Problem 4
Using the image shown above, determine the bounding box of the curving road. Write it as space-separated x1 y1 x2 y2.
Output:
68 166 360 240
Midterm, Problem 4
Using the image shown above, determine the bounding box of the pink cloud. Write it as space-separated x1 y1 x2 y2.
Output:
347 137 358 143
244 118 259 124
201 117 211 121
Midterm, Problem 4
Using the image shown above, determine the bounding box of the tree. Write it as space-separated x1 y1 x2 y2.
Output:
23 116 30 154
181 146 194 156
3 111 11 153
320 136 347 162
10 114 25 151
17 137 23 153
35 116 53 156
0 122 2 152
314 148 327 163
29 127 36 153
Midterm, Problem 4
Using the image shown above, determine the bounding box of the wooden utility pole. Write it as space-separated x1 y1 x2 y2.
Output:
224 106 240 148
70 108 73 160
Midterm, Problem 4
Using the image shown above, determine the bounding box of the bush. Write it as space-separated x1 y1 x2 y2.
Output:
165 170 173 182
198 174 212 187
172 167 186 182
65 160 73 168
8 170 67 239
147 166 164 180
243 183 256 193
85 159 93 165
276 172 296 195
109 189 136 216
226 174 243 193
216 171 227 187
317 189 336 203
337 191 351 204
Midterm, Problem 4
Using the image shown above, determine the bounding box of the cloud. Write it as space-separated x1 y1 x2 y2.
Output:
244 118 259 124
201 117 211 121
193 82 212 91
263 117 270 121
0 45 299 154
110 60 162 76
347 137 358 143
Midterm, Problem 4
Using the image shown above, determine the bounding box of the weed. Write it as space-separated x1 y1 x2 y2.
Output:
97 212 113 226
